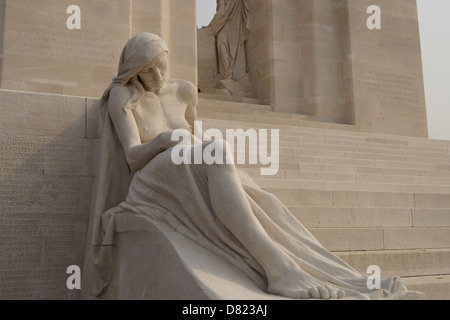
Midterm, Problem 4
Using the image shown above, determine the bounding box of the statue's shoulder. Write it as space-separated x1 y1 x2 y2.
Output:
168 78 197 101
109 85 130 101
108 85 131 112
169 78 196 93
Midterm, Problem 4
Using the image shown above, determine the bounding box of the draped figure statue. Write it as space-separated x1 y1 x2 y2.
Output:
85 32 426 300
209 0 252 82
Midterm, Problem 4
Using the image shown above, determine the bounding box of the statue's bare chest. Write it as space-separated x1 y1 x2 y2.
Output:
132 91 189 143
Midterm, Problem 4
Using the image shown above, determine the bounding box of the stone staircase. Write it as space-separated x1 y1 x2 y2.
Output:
198 80 260 104
197 95 450 300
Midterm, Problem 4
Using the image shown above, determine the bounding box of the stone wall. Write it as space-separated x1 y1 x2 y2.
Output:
0 89 98 299
197 27 218 89
0 0 197 98
246 0 273 106
221 0 428 137
268 0 427 136
343 0 428 137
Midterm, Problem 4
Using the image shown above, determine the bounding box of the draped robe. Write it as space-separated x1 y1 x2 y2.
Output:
210 0 252 81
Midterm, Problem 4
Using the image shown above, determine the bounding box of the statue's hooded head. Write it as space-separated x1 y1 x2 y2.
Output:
116 32 169 86
101 32 169 110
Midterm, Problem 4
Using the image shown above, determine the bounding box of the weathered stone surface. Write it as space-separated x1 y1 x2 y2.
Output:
198 0 428 137
0 90 85 137
0 89 94 299
0 0 447 301
0 0 197 98
0 0 130 97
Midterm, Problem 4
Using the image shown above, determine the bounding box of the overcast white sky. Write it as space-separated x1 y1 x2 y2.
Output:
197 0 450 141
417 0 450 141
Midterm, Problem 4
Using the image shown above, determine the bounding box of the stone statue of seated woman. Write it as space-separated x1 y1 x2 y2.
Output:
83 32 426 300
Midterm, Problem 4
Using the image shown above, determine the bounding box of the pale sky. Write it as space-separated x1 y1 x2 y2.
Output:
197 0 217 28
417 0 450 141
197 0 450 141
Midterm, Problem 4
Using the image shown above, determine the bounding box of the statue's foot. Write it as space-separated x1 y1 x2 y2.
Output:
309 286 345 299
269 284 345 300
267 271 346 300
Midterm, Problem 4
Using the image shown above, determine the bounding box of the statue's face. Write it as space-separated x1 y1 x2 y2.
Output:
138 52 168 92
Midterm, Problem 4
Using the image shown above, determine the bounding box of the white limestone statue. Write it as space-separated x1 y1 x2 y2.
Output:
87 32 426 300
209 0 252 82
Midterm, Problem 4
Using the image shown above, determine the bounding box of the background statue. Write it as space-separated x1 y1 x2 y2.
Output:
209 0 252 83
86 32 426 300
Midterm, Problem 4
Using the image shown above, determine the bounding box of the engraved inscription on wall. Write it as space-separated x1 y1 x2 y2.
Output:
0 134 89 299
362 70 424 107
0 135 44 175
22 18 117 66
44 136 84 176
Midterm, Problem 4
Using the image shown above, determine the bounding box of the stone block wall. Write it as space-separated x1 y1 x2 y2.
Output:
342 0 428 137
0 0 197 98
226 0 428 137
0 89 98 299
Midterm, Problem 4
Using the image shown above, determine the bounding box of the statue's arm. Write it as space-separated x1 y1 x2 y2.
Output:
108 86 173 172
182 80 210 142
183 81 198 131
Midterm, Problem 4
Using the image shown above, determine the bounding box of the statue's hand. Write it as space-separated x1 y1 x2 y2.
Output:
158 129 193 151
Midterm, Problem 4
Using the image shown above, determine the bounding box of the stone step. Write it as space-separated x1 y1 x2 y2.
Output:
199 111 301 126
237 162 301 171
202 120 450 157
272 170 450 186
279 148 450 166
243 165 439 180
358 166 450 178
263 188 450 208
236 155 450 177
306 154 448 171
198 98 271 112
287 207 450 228
219 134 450 160
198 87 231 96
202 108 446 145
401 275 450 300
238 157 450 177
224 136 450 163
200 109 359 133
254 178 450 193
199 107 312 124
291 142 450 160
200 99 359 126
316 156 450 172
201 117 450 150
243 167 450 189
215 140 450 170
335 249 450 278
198 80 256 99
309 227 450 251
296 163 450 178
198 93 262 105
